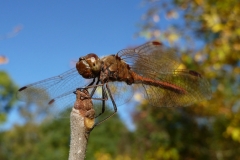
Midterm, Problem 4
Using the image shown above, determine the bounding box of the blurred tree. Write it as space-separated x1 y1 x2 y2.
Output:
0 25 23 123
0 105 128 160
128 0 240 159
86 111 129 160
0 118 70 160
0 71 18 123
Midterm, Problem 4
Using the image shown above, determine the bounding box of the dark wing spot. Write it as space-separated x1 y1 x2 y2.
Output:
48 99 55 105
189 70 202 78
18 86 27 91
152 41 162 46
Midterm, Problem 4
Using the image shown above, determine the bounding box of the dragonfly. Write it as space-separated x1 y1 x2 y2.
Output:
18 41 211 125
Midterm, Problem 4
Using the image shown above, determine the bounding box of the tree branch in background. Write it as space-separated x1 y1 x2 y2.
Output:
0 25 23 40
0 25 23 65
69 89 95 160
0 55 8 65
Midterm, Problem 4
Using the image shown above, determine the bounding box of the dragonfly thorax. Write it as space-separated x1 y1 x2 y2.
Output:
76 53 102 79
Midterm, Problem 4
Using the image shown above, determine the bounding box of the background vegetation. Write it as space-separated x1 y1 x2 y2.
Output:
1 0 240 159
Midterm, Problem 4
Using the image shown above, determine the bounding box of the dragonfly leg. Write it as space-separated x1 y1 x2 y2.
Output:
88 78 96 86
74 78 96 97
83 78 109 119
94 83 117 126
88 78 99 97
74 78 107 101
78 78 99 99
94 84 108 118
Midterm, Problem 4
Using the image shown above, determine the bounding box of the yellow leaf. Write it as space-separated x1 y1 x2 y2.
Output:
95 152 112 160
226 126 240 142
233 43 240 50
194 0 203 5
167 33 179 44
232 128 240 142
212 23 223 32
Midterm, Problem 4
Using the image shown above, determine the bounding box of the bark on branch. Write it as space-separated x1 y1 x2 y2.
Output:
69 89 95 160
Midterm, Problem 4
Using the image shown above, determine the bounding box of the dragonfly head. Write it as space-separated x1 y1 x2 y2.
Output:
76 53 101 79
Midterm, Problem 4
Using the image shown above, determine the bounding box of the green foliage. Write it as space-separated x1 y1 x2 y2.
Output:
134 0 240 159
0 110 128 160
123 104 240 159
0 71 18 123
86 113 128 160
2 1 240 159
0 119 70 160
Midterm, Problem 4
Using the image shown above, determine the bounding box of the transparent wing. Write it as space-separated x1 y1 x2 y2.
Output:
135 69 212 107
18 68 93 117
117 41 181 79
107 81 135 106
117 41 211 107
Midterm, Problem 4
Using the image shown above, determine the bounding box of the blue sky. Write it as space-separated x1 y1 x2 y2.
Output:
1 0 150 130
1 1 147 85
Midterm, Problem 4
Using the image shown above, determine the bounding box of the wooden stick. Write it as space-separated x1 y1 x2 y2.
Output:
69 89 95 160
